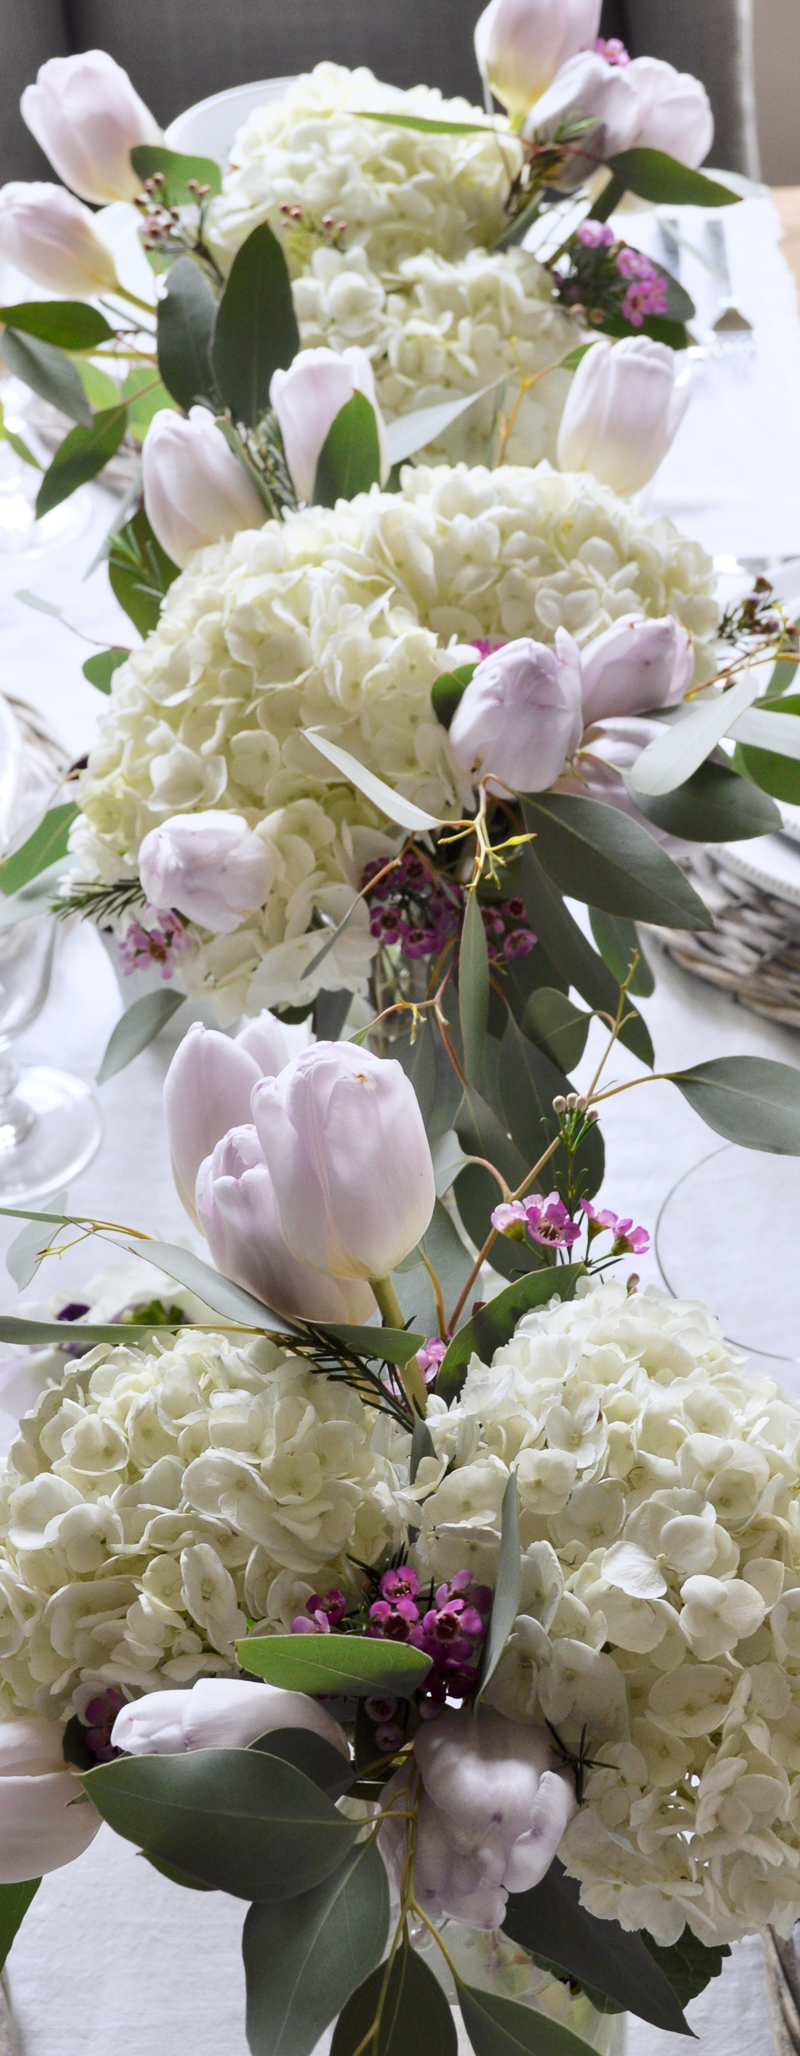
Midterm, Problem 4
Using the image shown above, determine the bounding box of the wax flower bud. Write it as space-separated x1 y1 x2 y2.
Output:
142 408 266 568
474 0 602 120
112 1678 349 1759
138 811 274 935
270 346 390 505
448 633 583 794
195 1124 374 1323
164 1014 289 1220
21 50 161 205
252 1040 435 1284
0 181 119 296
557 336 689 495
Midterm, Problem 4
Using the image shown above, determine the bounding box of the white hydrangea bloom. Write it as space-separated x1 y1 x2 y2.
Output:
415 1279 800 1946
71 463 718 1016
207 64 581 468
0 1330 400 1722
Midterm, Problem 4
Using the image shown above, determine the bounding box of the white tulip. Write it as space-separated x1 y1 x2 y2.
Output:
449 632 584 793
21 50 161 206
270 347 390 505
195 1124 375 1323
556 336 689 494
474 0 602 119
0 1717 100 1883
627 56 714 168
112 1678 349 1759
526 51 640 187
164 1016 288 1220
580 613 693 724
139 811 274 934
0 181 118 297
252 1040 435 1284
142 407 266 568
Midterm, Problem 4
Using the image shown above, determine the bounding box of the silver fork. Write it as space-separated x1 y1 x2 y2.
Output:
704 218 754 353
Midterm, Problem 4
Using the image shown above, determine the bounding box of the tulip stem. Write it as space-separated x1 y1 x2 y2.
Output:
369 1274 429 1418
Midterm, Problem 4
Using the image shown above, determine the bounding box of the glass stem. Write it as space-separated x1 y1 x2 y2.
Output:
0 1050 33 1152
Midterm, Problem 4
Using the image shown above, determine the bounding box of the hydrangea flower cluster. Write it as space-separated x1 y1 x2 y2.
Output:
557 223 669 330
414 1280 800 1945
207 64 579 469
0 1329 400 1724
70 462 718 1017
363 849 537 967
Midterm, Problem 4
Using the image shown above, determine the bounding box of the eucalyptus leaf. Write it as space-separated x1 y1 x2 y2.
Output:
123 368 177 438
0 1316 188 1346
212 222 299 426
456 1076 527 1195
732 704 800 761
310 1322 424 1365
302 729 444 831
314 393 382 505
130 143 223 204
606 147 739 209
1 803 78 895
0 329 92 425
460 892 489 1084
83 1749 357 1900
142 1853 214 1891
627 671 759 796
157 257 217 413
332 1946 458 2056
36 404 128 517
249 1727 353 1802
519 852 653 1066
501 1862 691 2033
244 1839 389 2056
6 1191 67 1290
358 110 494 135
476 1471 520 1701
523 795 711 928
523 988 590 1071
391 1025 437 1127
588 911 654 997
733 740 800 804
238 1633 432 1699
499 1017 604 1196
631 758 780 840
410 1412 437 1481
431 663 476 730
82 649 129 694
0 302 114 350
107 504 179 636
0 1879 40 1973
456 1977 601 2055
671 1055 800 1152
641 1929 730 2011
97 987 186 1084
385 381 506 466
437 1265 583 1403
121 1238 296 1336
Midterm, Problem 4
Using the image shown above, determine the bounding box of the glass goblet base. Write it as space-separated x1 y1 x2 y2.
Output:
0 1066 102 1201
655 1141 800 1380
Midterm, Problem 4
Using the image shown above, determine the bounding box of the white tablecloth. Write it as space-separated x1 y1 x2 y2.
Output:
1 194 800 2056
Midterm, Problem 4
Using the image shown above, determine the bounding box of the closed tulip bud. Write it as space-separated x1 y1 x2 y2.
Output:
0 181 119 296
0 1718 100 1883
526 51 640 186
195 1124 375 1322
138 811 274 935
142 407 266 568
112 1677 349 1759
380 1710 575 1929
269 347 390 505
21 50 161 205
556 336 689 495
627 56 713 168
164 1015 288 1221
474 0 602 118
252 1041 435 1285
580 612 693 725
449 632 583 794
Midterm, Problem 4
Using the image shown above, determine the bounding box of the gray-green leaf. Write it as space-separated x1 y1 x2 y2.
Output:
476 1470 520 1700
456 1977 598 2055
332 1947 458 2056
212 222 299 427
523 795 711 929
523 988 590 1072
97 987 186 1084
239 1633 432 1699
0 329 92 425
671 1055 800 1152
36 405 129 518
314 392 382 505
502 1862 691 2033
243 1839 389 2056
460 892 489 1085
157 257 218 413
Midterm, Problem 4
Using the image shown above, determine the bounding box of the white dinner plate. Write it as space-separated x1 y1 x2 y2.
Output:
165 77 296 165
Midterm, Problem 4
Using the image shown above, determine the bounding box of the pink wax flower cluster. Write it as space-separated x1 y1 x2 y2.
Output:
576 220 615 250
363 851 536 966
290 1587 349 1634
492 1192 582 1251
557 230 668 331
118 910 190 980
593 36 630 64
416 1337 447 1384
369 1567 493 1709
580 1198 650 1254
615 245 669 327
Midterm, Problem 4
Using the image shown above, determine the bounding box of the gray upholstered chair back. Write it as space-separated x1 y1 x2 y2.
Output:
0 0 759 185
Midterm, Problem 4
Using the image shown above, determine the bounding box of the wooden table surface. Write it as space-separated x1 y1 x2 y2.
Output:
773 185 800 293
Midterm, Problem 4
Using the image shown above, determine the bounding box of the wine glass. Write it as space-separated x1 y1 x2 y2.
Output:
0 374 92 556
0 906 103 1201
655 1142 800 1390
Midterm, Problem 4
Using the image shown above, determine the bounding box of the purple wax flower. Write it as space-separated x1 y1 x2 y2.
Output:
83 1686 125 1763
577 221 615 249
593 35 630 63
581 1199 649 1255
118 910 190 979
416 1338 447 1384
